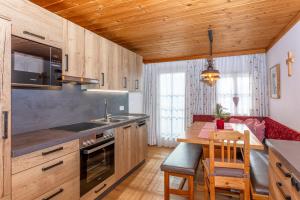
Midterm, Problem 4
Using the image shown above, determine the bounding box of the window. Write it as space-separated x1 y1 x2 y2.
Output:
216 74 252 116
159 72 185 138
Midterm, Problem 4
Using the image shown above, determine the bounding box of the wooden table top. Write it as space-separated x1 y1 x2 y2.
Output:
177 122 264 150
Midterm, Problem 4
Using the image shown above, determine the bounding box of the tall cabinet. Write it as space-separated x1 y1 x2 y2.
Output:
0 18 11 200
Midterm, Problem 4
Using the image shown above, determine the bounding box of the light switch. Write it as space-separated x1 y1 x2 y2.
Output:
119 106 124 111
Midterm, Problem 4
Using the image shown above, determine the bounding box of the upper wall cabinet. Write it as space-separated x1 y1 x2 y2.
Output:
63 20 85 78
135 55 144 91
84 30 100 80
99 37 110 89
0 18 11 200
108 42 122 90
0 0 63 48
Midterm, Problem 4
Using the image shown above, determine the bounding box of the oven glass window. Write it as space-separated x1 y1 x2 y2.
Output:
80 140 115 196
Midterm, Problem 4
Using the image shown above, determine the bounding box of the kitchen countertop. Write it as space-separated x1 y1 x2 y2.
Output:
266 139 300 178
12 114 149 157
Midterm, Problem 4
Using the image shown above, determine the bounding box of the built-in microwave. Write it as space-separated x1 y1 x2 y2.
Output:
11 36 62 89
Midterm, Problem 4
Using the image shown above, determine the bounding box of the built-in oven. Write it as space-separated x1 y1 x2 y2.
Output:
11 35 62 89
80 129 115 197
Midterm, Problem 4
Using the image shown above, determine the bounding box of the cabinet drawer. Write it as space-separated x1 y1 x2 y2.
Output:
12 151 79 200
12 140 79 174
0 0 63 48
33 177 80 200
269 166 292 200
80 175 115 200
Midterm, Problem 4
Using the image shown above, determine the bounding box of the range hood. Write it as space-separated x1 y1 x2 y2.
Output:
59 75 99 85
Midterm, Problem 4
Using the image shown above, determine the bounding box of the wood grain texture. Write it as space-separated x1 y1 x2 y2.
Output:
0 18 11 200
29 0 300 61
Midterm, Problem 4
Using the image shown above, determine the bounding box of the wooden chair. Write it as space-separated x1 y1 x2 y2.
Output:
203 130 250 200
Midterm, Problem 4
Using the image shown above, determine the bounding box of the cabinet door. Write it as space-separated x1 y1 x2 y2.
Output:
0 18 11 200
128 51 137 91
99 37 110 89
121 47 130 90
135 55 144 91
137 122 148 163
84 30 100 80
63 20 85 78
0 0 63 48
115 127 125 180
108 42 122 90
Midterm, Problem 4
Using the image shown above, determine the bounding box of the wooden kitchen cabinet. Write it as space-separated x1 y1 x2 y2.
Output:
108 42 122 90
98 37 110 89
63 20 85 78
0 18 11 200
121 47 130 90
0 0 63 48
135 55 144 91
84 30 100 80
136 121 148 164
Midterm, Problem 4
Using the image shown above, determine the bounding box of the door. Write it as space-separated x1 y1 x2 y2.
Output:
63 20 84 78
0 18 11 200
84 30 100 80
136 121 148 163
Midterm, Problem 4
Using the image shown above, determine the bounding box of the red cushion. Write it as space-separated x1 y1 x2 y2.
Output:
254 121 266 142
229 118 243 124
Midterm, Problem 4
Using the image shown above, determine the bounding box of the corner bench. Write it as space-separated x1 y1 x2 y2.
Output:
250 149 269 200
161 143 202 200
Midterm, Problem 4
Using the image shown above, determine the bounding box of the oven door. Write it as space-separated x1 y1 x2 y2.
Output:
80 139 115 196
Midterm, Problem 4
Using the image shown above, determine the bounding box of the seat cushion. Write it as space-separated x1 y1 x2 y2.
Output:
203 158 245 178
160 143 202 176
250 149 269 195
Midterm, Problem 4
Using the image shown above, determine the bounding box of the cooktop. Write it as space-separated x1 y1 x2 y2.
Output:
51 122 106 132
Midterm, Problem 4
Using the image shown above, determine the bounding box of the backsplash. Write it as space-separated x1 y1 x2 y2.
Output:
12 84 128 134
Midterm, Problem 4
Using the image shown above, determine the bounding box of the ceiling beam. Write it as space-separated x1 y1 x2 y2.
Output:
143 48 266 64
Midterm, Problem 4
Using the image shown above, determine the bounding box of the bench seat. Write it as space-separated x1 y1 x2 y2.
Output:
161 143 202 175
250 149 269 199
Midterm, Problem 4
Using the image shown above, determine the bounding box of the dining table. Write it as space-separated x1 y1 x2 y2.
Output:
177 121 264 158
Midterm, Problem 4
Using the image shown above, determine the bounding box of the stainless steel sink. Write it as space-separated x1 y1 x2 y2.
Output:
92 118 124 124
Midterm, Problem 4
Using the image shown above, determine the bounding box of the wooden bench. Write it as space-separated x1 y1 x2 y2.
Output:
160 143 202 200
250 149 269 200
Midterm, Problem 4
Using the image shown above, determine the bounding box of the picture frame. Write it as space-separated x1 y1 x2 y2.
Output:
270 64 281 99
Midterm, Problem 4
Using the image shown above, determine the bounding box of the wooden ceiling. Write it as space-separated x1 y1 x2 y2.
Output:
30 0 300 63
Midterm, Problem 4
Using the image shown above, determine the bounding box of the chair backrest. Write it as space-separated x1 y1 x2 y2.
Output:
208 130 250 175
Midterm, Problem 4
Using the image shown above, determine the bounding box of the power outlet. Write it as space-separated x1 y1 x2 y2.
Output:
119 106 124 111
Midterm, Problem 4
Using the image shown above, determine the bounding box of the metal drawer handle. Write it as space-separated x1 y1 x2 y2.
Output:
65 54 69 72
291 176 300 192
101 73 105 86
123 77 127 88
95 184 107 194
42 161 63 172
138 122 146 127
2 111 8 139
83 140 115 155
23 31 45 40
123 125 131 129
276 182 291 200
135 80 139 89
276 162 291 178
42 147 64 156
42 188 64 200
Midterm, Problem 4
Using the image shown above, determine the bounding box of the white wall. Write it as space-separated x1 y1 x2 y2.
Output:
128 92 143 113
267 21 300 131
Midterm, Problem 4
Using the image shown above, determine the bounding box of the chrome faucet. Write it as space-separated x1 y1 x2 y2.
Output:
104 99 111 120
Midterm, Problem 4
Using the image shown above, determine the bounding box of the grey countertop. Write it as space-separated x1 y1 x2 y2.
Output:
266 139 300 178
12 114 149 157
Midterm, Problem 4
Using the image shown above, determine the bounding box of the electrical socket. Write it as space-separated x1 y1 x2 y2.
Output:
119 106 124 111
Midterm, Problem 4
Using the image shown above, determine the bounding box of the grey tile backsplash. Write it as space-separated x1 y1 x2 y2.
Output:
12 84 128 135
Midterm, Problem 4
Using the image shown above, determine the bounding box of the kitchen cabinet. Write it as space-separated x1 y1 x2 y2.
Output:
108 42 122 90
0 0 63 48
115 121 148 180
0 18 11 200
121 47 130 90
63 20 85 78
135 55 144 91
12 140 80 200
98 37 110 89
84 30 100 80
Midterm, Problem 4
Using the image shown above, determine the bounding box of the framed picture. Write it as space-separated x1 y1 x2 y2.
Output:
270 64 280 99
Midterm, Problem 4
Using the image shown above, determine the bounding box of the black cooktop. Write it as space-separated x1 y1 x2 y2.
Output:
51 122 106 132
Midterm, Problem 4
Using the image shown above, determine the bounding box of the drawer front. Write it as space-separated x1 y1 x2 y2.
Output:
12 140 79 174
0 0 63 48
80 175 115 200
12 151 79 200
33 177 80 200
269 166 293 200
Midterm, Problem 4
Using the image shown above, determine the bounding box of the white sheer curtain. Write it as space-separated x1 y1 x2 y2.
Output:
143 53 268 147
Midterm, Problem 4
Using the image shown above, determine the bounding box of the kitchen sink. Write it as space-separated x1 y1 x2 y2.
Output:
92 118 124 124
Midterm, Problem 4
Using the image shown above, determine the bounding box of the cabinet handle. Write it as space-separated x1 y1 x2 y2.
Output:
276 162 291 177
276 182 291 200
101 73 105 86
42 147 64 156
123 77 127 88
2 111 8 139
135 80 139 90
23 31 45 40
291 176 300 192
123 125 131 129
94 184 107 194
65 54 69 72
42 161 63 172
42 188 64 200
